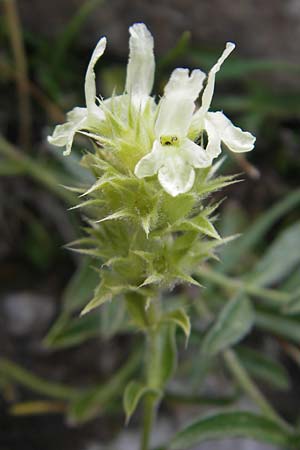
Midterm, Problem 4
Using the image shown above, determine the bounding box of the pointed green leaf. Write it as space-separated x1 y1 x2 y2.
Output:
141 215 151 237
202 295 254 356
175 272 202 287
123 381 158 424
221 189 300 272
80 283 125 315
170 411 294 450
68 198 106 210
140 273 164 287
197 174 239 197
46 298 128 349
175 216 220 240
80 293 111 316
81 173 121 196
96 209 133 223
162 309 191 341
45 313 101 349
251 221 300 287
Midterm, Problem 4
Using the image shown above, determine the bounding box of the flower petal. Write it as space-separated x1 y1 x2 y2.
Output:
84 37 106 114
204 117 223 158
47 107 88 155
134 140 165 178
207 111 256 153
158 153 195 196
155 68 206 138
198 42 235 119
181 138 212 168
125 23 155 102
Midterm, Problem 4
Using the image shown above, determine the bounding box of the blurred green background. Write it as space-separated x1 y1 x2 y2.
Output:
1 1 300 449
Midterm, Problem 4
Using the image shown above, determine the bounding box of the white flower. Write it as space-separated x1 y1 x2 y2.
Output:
48 23 155 155
191 42 256 159
48 38 106 155
135 41 256 196
48 22 255 196
135 69 213 196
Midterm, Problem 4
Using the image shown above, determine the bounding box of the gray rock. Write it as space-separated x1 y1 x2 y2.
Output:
2 291 55 337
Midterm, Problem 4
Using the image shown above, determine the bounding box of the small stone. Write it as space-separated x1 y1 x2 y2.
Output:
2 292 55 337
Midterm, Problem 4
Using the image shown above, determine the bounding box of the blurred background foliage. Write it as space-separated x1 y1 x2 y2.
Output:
0 1 300 449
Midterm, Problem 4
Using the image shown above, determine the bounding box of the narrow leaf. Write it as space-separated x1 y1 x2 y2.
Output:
202 295 254 356
251 221 300 287
123 381 157 424
80 283 125 315
175 216 220 240
221 189 300 272
170 411 294 450
162 309 191 342
95 209 133 223
140 273 164 287
45 313 101 349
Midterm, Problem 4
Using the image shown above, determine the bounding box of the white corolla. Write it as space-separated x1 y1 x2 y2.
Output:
48 23 155 155
134 68 212 196
135 41 255 196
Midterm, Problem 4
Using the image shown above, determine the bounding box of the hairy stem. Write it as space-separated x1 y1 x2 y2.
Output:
141 393 157 450
140 302 161 450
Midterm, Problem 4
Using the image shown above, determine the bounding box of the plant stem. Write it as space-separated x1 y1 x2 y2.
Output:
3 0 31 149
0 357 77 400
223 349 290 430
141 393 157 450
140 302 161 450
